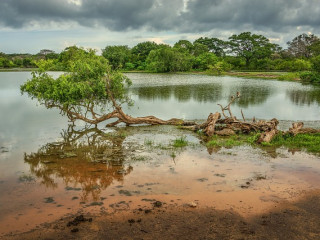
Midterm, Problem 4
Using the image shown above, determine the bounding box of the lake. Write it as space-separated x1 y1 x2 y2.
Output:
1 72 320 237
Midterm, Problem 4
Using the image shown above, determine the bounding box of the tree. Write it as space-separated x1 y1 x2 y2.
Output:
193 52 218 70
287 33 319 58
102 45 131 70
174 40 194 54
308 39 320 57
146 46 193 72
194 37 227 57
130 41 160 70
21 47 190 126
228 32 279 68
192 43 209 56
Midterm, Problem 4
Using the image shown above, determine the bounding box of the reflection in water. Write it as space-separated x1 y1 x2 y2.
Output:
24 125 133 201
287 88 320 106
230 85 271 108
131 83 223 103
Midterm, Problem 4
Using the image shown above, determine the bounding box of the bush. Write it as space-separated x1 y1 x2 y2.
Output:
311 55 320 72
300 71 320 83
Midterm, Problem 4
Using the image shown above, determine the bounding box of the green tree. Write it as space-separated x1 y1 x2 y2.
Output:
130 41 160 70
194 37 227 57
102 45 131 70
146 46 192 72
174 40 194 54
192 43 209 56
228 32 279 68
193 52 218 70
21 48 187 126
308 40 320 57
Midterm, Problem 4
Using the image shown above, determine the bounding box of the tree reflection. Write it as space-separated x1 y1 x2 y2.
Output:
286 88 320 106
229 85 272 108
130 82 274 107
131 83 223 103
24 125 133 201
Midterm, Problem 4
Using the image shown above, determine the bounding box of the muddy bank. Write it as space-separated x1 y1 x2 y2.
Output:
2 125 320 238
4 190 320 240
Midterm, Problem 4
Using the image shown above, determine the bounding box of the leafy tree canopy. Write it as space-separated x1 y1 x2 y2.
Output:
102 45 131 70
194 37 226 57
21 47 131 112
228 32 279 67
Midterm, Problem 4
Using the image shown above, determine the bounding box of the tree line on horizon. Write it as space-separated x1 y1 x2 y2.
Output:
1 32 320 82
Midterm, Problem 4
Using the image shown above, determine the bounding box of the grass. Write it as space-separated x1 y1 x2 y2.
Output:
263 133 320 153
172 136 188 148
144 139 154 146
225 71 291 80
204 132 320 154
0 68 38 72
206 134 259 148
277 72 300 81
170 152 177 159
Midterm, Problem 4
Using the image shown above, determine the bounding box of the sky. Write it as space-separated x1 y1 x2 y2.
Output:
1 0 320 54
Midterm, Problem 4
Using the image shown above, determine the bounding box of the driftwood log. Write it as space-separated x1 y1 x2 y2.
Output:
181 92 319 144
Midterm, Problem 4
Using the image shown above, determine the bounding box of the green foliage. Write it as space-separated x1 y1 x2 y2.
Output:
269 133 320 153
193 52 218 70
206 61 232 75
228 32 280 68
206 135 250 148
278 72 300 81
300 71 320 83
172 136 188 148
131 41 159 62
311 55 320 72
192 43 209 56
21 47 132 109
174 40 194 54
194 37 226 56
146 46 192 72
4 32 320 75
102 45 131 70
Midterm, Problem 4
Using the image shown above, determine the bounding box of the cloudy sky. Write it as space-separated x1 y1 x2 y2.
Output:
1 0 320 54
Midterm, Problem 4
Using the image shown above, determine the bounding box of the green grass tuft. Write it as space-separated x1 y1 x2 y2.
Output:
172 136 188 148
269 133 320 152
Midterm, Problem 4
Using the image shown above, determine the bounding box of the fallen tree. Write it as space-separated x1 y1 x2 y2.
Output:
21 47 319 144
21 47 195 128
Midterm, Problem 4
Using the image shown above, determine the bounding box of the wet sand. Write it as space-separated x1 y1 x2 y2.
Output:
3 190 320 240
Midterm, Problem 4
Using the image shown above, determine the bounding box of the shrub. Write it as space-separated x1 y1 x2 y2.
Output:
300 71 320 83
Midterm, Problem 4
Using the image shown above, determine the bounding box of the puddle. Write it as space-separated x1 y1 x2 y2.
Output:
1 125 320 237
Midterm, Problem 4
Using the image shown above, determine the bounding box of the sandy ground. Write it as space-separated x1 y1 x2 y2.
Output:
3 190 320 240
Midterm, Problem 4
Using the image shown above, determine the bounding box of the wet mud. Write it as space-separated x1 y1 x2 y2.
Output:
1 125 320 239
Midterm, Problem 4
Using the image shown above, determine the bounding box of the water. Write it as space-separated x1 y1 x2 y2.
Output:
125 73 320 121
1 72 320 237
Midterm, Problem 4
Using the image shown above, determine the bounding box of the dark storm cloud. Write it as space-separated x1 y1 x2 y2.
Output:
0 0 320 34
0 0 184 30
181 0 320 33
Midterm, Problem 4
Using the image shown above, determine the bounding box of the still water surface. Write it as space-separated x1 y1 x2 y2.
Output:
1 72 320 236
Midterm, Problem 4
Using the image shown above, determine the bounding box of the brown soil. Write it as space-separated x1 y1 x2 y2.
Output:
3 190 320 240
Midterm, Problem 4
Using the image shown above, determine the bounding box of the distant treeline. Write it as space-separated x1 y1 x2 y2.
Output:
1 32 320 82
